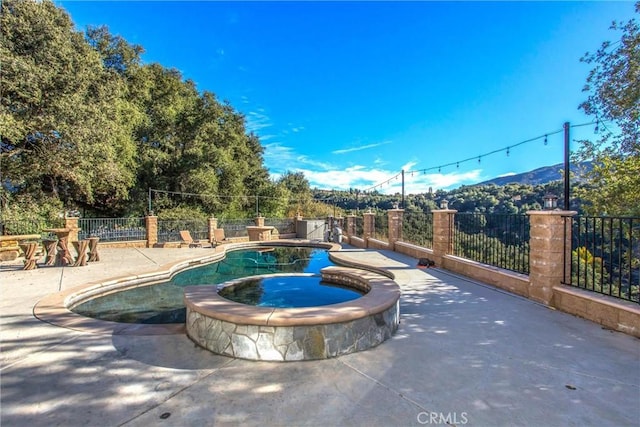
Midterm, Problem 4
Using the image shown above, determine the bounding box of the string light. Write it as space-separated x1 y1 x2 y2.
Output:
359 120 600 193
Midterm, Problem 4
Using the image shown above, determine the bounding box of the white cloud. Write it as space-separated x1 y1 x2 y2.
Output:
263 142 294 165
402 169 484 194
296 166 392 190
258 134 278 141
263 143 335 171
332 140 392 155
401 160 418 172
295 167 484 194
497 172 516 178
264 138 483 193
245 110 272 133
295 155 334 170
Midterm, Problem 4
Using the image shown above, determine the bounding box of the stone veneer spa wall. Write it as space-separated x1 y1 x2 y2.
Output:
184 266 401 361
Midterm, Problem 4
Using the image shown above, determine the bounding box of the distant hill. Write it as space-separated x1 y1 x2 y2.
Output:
477 162 593 186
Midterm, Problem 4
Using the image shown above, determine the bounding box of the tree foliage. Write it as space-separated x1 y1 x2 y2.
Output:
1 0 278 220
1 0 137 214
575 2 640 216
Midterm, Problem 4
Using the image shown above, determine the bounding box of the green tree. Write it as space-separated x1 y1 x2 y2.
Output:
575 2 640 216
1 0 137 216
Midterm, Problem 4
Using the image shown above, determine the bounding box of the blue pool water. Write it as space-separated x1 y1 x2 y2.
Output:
219 275 364 308
72 246 336 324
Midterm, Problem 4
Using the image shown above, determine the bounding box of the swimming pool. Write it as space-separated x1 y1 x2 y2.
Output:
71 246 334 324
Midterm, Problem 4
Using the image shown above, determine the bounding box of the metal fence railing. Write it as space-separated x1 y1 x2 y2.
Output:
402 211 434 249
218 218 253 239
355 216 363 237
265 218 296 235
1 218 64 236
374 211 388 241
565 216 639 304
454 213 530 275
157 219 208 243
78 218 147 242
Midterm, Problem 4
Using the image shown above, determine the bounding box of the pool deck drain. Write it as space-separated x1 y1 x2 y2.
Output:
1 244 639 426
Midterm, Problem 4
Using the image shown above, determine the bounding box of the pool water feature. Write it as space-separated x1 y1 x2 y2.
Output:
218 275 365 308
71 246 334 324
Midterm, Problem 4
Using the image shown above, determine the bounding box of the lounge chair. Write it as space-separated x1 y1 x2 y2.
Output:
213 228 229 246
180 230 203 248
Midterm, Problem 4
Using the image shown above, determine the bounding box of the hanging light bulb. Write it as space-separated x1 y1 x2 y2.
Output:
594 120 599 134
544 135 548 145
478 156 481 164
456 162 459 169
506 147 510 157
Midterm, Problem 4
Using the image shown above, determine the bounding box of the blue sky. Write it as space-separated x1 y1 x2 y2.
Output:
58 1 637 194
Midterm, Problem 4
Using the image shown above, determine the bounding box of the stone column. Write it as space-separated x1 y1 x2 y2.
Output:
345 215 356 237
432 209 456 266
527 210 576 305
146 215 158 248
208 217 218 243
363 211 375 246
387 209 404 249
64 217 79 242
256 216 265 227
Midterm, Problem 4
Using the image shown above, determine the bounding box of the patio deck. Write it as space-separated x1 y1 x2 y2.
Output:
1 245 638 426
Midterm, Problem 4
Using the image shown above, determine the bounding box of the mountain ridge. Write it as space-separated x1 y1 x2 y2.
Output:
476 162 593 186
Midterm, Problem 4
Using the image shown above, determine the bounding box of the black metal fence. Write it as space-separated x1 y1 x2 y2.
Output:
565 216 639 304
374 211 388 241
453 213 530 274
218 218 253 239
265 218 296 234
78 218 146 242
157 219 208 243
355 216 363 237
1 218 64 236
402 211 434 249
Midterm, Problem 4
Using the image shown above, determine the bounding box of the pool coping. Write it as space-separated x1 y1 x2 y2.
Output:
32 240 384 335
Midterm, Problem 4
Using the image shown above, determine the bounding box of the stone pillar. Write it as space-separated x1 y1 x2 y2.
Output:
146 215 158 248
527 210 576 305
208 217 218 243
64 217 79 242
387 209 404 248
363 212 375 246
256 216 265 227
432 209 456 266
345 215 356 237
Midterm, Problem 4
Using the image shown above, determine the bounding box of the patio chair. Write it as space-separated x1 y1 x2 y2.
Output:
213 228 229 246
179 230 203 248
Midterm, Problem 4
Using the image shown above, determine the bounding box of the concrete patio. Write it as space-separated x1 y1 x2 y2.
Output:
1 245 638 426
